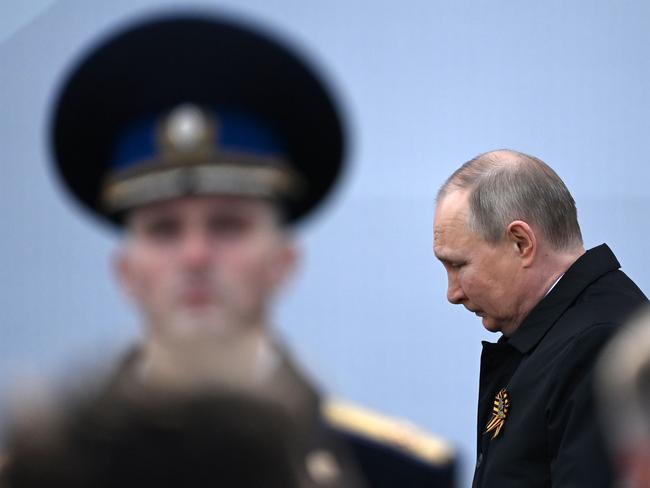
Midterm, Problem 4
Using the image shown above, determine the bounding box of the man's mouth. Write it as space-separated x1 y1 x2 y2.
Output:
181 288 215 306
466 308 484 318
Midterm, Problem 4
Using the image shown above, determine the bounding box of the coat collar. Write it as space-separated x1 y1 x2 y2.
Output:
506 244 620 355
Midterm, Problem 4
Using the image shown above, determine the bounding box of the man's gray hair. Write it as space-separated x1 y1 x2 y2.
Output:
437 149 582 250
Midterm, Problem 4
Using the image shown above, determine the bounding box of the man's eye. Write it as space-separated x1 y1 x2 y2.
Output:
144 219 181 240
449 261 465 269
208 216 250 236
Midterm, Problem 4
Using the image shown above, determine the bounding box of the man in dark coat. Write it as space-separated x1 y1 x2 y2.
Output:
30 12 456 488
433 149 647 487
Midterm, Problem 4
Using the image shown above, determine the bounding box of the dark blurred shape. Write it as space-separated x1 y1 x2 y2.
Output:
0 387 309 487
597 306 650 488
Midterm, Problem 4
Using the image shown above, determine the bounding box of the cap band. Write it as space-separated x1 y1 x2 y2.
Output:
103 163 299 212
102 104 302 212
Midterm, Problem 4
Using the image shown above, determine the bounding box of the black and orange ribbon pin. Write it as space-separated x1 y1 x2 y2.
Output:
485 388 510 439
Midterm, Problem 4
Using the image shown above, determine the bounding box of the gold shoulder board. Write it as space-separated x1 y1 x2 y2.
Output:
322 399 454 466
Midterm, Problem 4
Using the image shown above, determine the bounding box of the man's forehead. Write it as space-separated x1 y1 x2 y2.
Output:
433 191 472 256
433 221 467 256
434 192 470 232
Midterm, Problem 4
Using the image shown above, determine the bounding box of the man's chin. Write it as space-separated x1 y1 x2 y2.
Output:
480 316 502 334
160 311 244 341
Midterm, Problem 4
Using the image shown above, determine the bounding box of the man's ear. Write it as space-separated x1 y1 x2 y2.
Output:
506 220 536 267
112 247 137 299
270 238 299 289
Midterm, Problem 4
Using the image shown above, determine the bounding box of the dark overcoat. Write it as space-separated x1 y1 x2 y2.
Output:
473 244 647 487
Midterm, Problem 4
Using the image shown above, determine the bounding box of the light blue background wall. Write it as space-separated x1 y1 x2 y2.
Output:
3 1 650 484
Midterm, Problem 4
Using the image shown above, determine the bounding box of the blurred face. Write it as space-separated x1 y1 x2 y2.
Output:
116 196 296 341
433 190 526 335
620 446 650 488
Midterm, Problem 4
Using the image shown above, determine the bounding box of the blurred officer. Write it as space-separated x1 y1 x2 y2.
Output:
433 149 647 487
40 12 455 487
597 307 650 488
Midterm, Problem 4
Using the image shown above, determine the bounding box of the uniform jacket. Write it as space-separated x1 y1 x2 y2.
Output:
109 343 456 488
473 244 647 487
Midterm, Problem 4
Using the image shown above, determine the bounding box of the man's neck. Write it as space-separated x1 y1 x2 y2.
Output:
538 246 585 296
505 245 585 337
140 324 276 391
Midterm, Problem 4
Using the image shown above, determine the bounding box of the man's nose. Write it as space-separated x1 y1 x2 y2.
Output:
447 277 466 305
179 230 213 267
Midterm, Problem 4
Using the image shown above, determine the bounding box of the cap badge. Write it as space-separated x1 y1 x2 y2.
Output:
484 388 510 440
158 103 216 159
